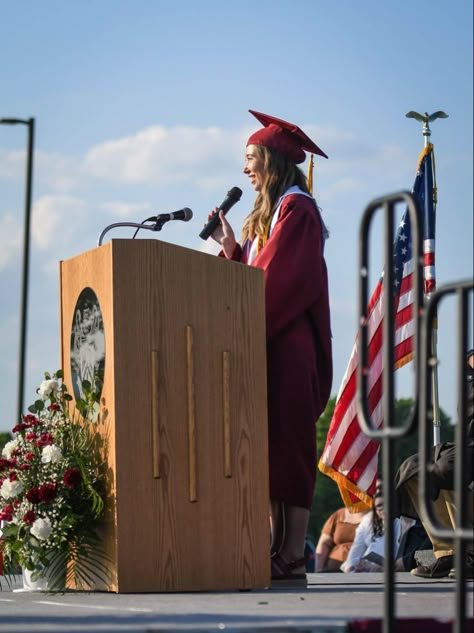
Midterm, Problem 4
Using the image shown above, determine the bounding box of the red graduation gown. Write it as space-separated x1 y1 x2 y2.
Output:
229 192 332 509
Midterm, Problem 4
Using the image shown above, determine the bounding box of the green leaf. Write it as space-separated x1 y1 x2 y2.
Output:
34 399 45 411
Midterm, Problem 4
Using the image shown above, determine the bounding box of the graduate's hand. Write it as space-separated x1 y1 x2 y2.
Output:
206 207 224 243
208 209 237 258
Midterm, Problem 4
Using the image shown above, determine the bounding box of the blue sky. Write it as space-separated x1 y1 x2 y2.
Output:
1 0 472 433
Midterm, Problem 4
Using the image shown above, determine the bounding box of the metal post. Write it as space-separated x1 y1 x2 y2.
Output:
0 117 35 424
406 110 448 443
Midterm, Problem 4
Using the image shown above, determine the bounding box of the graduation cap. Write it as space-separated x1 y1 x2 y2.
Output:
247 109 328 163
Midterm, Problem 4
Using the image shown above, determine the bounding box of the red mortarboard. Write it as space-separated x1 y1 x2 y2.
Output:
247 109 328 163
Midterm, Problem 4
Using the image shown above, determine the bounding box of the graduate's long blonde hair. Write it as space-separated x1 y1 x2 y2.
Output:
241 144 310 243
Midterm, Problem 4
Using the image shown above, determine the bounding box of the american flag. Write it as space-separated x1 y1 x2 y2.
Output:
318 144 436 510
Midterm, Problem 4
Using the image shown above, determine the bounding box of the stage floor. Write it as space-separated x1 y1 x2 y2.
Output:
0 572 472 632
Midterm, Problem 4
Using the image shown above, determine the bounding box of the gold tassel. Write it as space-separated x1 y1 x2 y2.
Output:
307 153 314 195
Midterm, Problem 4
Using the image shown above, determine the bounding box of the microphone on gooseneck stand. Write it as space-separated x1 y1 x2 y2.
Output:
98 206 193 246
152 207 193 223
199 186 243 240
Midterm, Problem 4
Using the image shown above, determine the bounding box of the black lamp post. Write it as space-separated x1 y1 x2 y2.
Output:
0 117 35 425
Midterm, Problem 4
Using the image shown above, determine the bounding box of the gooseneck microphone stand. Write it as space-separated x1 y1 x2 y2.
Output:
97 217 168 247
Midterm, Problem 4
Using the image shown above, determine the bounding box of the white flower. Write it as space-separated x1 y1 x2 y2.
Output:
0 478 24 500
30 517 53 541
41 444 63 464
1 438 19 460
37 378 60 398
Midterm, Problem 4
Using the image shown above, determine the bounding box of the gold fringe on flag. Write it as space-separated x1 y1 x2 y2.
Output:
307 153 314 195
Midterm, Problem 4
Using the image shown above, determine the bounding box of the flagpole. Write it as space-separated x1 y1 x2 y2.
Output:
406 110 448 445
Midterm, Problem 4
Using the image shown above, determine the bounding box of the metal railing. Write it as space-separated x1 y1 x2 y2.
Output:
418 279 473 633
357 190 472 633
357 191 423 633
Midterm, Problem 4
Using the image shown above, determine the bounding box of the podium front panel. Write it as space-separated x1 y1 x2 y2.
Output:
60 239 269 592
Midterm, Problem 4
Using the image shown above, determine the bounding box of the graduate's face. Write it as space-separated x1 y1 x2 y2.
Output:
244 145 265 192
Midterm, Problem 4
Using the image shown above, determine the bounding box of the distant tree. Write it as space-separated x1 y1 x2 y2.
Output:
391 398 453 469
0 431 13 452
308 397 453 544
308 397 340 542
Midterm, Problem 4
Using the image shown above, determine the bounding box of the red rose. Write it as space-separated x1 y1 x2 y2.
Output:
9 472 18 482
63 468 82 488
25 452 35 462
0 504 14 522
23 414 39 425
26 432 37 441
26 487 41 504
12 423 27 433
19 463 31 471
23 510 36 525
48 403 61 411
39 482 57 503
36 433 54 447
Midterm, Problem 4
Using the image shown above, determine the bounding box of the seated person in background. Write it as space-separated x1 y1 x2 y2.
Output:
395 349 474 579
341 491 386 572
341 490 428 572
315 507 367 571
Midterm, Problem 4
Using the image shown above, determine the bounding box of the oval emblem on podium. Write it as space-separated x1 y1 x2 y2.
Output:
70 287 105 405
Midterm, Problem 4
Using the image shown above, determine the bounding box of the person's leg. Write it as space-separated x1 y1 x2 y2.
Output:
443 489 474 579
270 499 285 555
405 477 454 558
404 477 455 577
275 503 309 573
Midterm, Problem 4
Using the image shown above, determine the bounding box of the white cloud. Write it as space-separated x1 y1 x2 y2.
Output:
0 149 26 181
82 125 246 186
31 195 88 250
99 201 152 218
0 213 22 270
35 150 80 192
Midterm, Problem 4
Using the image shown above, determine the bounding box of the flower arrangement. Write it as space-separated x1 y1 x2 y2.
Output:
0 370 109 590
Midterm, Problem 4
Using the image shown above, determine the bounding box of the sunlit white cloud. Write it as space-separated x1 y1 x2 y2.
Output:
0 149 26 181
99 201 153 218
0 213 22 271
31 195 88 250
35 150 81 192
82 125 247 186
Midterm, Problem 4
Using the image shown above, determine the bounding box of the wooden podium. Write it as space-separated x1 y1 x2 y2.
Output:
59 239 270 592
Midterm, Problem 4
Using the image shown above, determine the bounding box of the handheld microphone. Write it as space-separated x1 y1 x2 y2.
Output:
153 207 193 223
199 186 243 240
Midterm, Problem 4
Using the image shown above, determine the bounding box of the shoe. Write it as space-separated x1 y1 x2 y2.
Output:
448 553 474 580
410 555 453 578
271 553 308 588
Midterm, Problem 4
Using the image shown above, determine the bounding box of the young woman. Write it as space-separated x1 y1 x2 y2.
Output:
210 110 333 587
315 507 368 572
341 492 387 572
